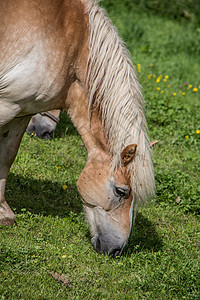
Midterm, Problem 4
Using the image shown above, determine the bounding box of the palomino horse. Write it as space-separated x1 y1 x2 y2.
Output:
0 0 155 257
27 110 60 139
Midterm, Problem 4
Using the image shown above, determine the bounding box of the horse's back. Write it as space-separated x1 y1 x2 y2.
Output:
0 0 88 125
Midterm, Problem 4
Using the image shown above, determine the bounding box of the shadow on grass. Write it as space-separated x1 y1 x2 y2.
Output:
124 212 163 255
6 173 82 218
53 112 79 139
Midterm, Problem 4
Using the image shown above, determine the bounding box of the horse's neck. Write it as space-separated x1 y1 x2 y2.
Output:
66 81 108 156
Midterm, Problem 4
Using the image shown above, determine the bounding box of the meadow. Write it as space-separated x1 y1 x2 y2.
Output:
0 0 199 299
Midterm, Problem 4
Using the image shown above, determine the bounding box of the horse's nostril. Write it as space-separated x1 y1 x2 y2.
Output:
92 236 123 257
95 237 101 253
91 236 102 253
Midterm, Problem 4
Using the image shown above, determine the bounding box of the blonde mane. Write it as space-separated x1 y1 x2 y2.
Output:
86 0 155 204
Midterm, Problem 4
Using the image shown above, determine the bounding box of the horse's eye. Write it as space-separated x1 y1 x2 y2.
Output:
114 186 130 199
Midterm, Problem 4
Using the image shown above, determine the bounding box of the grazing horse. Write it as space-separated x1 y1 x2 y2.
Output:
27 110 60 139
0 0 155 256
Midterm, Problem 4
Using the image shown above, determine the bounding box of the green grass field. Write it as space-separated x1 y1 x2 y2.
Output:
0 1 199 299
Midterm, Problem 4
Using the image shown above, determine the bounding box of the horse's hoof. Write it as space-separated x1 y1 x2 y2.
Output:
0 201 16 226
0 217 16 226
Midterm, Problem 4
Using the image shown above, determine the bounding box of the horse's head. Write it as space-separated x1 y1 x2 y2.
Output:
77 144 137 257
27 111 60 139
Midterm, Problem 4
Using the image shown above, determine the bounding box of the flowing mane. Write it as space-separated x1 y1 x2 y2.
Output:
86 0 155 204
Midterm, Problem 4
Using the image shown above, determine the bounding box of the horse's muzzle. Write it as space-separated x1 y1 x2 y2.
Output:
91 235 124 258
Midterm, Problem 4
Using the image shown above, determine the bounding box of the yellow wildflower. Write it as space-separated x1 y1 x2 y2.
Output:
56 166 61 169
156 77 160 83
182 92 185 95
165 75 169 79
193 87 198 92
198 85 200 89
173 93 177 96
188 84 192 88
185 136 189 139
163 79 167 82
148 74 152 79
196 130 200 134
62 255 67 258
137 64 141 73
63 185 67 190
157 87 160 91
161 90 164 94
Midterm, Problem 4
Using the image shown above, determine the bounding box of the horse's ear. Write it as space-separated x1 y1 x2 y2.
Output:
121 144 137 166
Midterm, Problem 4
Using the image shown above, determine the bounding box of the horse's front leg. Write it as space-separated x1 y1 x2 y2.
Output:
0 117 31 225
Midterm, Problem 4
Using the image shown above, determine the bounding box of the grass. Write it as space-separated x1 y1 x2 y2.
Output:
1 206 199 299
0 0 200 299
